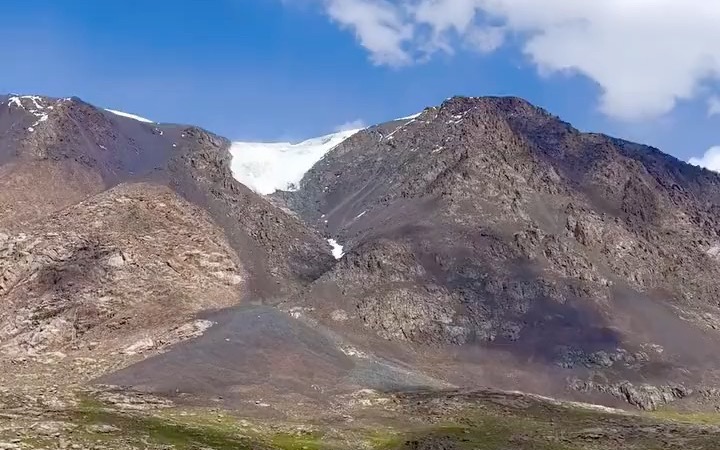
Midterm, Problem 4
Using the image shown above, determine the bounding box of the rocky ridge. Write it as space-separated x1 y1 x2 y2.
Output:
3 92 720 413
0 94 335 388
279 96 720 410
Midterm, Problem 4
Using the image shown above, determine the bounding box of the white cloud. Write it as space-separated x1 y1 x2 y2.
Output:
334 119 366 131
311 0 720 121
325 0 413 65
689 146 720 172
464 26 505 54
709 96 720 117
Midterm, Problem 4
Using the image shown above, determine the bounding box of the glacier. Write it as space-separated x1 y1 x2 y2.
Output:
229 128 360 195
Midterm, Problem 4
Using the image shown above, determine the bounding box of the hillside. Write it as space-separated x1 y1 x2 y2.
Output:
0 94 336 389
3 93 720 449
278 96 720 410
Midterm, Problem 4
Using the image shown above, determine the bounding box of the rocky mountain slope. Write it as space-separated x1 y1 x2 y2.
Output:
4 92 720 448
4 92 720 419
277 96 720 410
0 94 335 387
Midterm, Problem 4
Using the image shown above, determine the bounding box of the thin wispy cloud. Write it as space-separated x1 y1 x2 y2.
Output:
708 96 720 117
334 119 366 132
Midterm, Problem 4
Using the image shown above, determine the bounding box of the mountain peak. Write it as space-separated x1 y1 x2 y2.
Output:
274 94 720 413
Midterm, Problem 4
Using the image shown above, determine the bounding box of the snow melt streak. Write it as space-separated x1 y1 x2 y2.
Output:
105 109 155 123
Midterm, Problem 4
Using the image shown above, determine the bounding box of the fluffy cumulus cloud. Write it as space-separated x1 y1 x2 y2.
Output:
325 0 413 65
319 0 720 121
689 146 720 172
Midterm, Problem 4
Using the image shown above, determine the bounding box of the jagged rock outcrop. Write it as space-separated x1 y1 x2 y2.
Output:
570 380 692 411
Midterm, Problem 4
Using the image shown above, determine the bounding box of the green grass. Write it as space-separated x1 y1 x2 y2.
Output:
13 391 720 450
648 409 720 425
270 432 324 450
71 395 262 449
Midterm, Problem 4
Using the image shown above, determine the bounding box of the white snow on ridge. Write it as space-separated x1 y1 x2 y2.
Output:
229 128 360 195
7 97 23 108
328 239 345 259
394 111 422 121
105 108 155 123
5 95 52 132
4 95 155 129
5 95 44 110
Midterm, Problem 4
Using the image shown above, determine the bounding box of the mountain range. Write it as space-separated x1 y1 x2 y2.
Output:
2 93 720 449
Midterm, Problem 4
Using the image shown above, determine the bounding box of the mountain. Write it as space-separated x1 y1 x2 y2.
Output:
3 93 720 449
277 96 720 410
0 94 335 383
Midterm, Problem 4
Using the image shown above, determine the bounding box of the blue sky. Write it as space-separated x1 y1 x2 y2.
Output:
1 0 718 165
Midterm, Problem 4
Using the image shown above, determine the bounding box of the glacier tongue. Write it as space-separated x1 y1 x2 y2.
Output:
229 128 360 195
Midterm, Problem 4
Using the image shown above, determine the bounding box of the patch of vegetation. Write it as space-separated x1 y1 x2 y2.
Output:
370 397 720 450
12 391 720 450
71 396 265 449
649 409 720 425
270 432 324 450
363 429 404 448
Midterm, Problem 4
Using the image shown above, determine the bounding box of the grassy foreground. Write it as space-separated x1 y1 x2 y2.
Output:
2 389 720 449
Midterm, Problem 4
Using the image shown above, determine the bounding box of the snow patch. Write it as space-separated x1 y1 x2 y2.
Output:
105 108 155 123
6 96 51 130
25 95 44 110
382 111 424 141
8 97 23 108
383 125 404 141
447 112 466 125
394 111 422 121
229 128 360 195
328 239 345 259
7 95 45 110
30 113 49 129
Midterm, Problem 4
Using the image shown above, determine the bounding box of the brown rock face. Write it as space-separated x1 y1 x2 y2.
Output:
0 95 333 382
279 96 720 406
6 93 720 411
0 183 244 357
